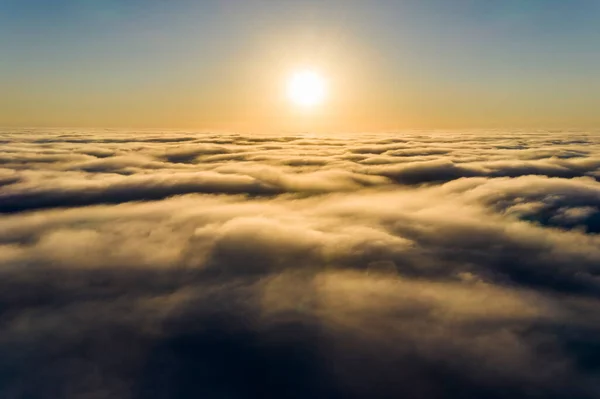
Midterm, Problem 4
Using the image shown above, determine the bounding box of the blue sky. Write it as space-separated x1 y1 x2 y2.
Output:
2 0 599 129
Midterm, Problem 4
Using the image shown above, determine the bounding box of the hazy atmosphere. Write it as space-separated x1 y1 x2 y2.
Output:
2 1 600 399
2 0 600 130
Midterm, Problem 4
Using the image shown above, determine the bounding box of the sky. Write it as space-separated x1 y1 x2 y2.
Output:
1 0 600 131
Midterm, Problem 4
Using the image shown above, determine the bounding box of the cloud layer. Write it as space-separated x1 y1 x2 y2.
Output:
1 128 600 398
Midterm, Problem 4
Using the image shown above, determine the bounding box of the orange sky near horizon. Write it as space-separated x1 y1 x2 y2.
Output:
2 1 600 131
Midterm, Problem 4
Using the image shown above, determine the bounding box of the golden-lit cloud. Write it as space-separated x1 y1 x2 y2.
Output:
1 128 600 398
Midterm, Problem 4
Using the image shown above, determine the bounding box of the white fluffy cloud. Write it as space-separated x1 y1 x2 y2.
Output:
0 128 599 398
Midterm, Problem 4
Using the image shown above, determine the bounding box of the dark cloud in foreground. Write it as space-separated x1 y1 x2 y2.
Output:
1 129 600 399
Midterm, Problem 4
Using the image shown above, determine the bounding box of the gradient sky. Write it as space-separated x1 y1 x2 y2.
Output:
2 0 600 131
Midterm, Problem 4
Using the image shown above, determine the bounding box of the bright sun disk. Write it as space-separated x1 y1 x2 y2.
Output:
287 70 326 107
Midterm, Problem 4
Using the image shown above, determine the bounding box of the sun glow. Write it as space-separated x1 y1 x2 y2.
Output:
287 70 327 107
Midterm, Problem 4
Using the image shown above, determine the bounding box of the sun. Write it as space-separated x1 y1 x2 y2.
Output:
287 70 327 107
